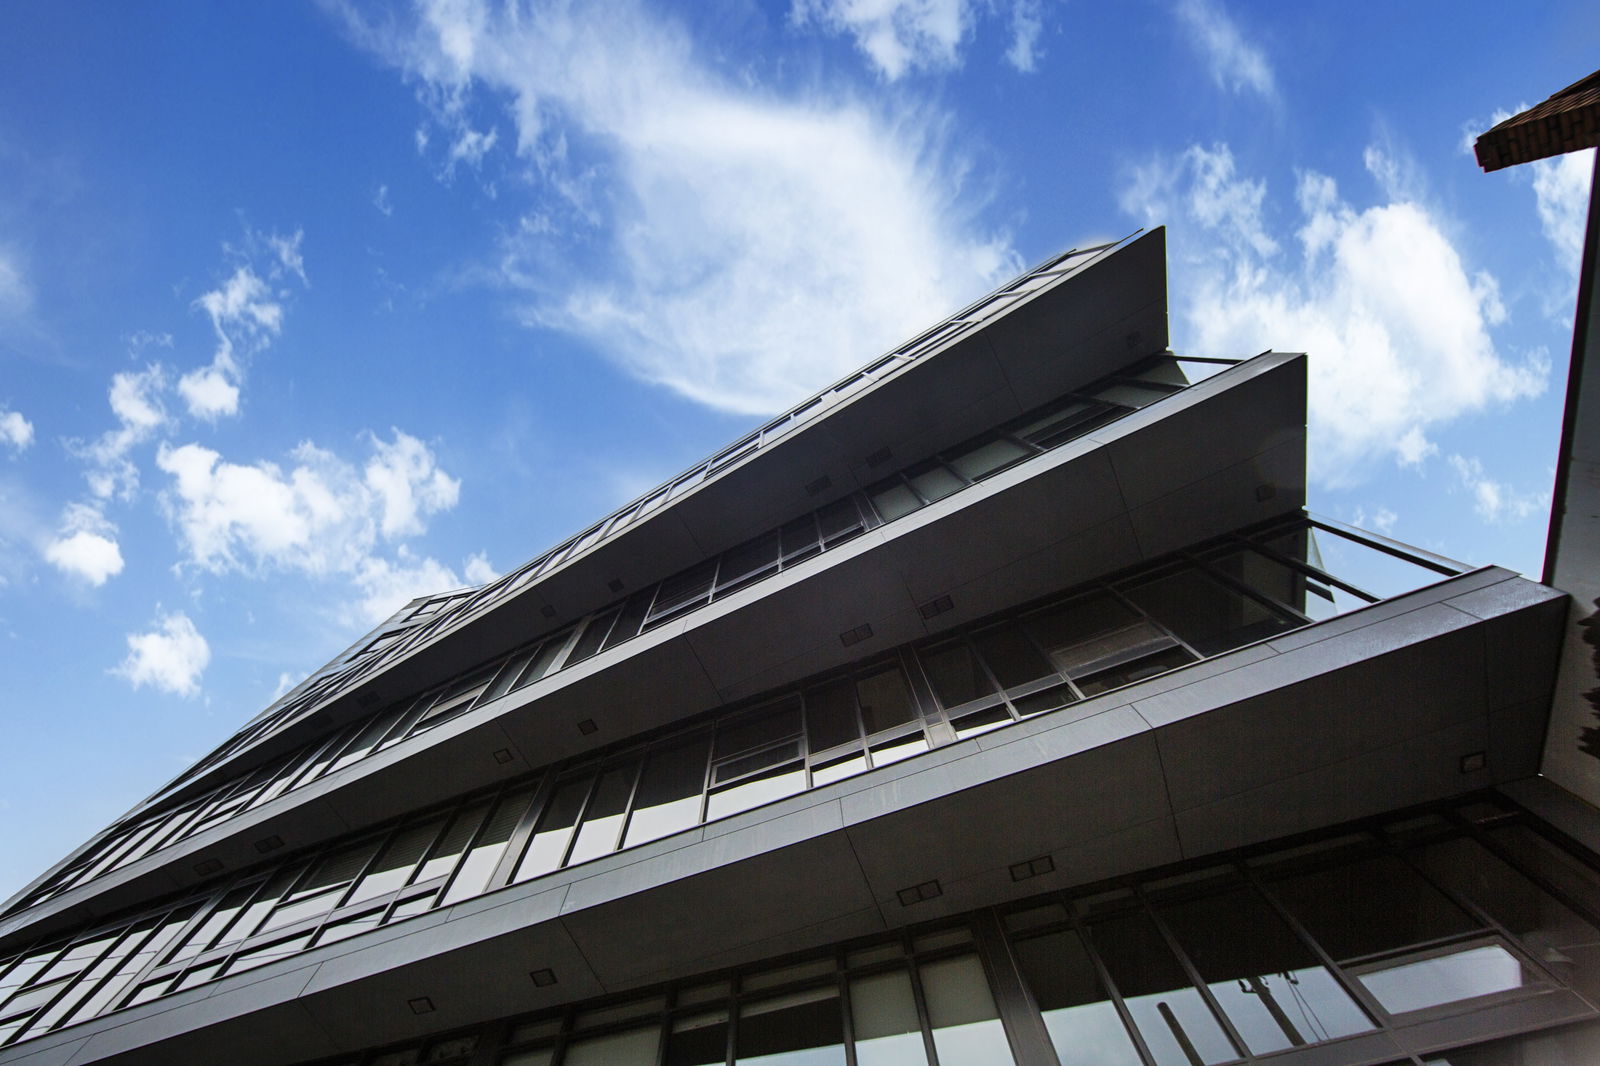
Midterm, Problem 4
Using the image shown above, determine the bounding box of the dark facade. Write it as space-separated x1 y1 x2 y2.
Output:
0 229 1596 1066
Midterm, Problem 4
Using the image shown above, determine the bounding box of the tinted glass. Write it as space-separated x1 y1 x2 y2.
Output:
1013 929 1143 1066
855 668 917 735
851 969 929 1066
1122 567 1295 656
624 736 710 848
736 987 845 1065
920 641 995 708
918 954 1015 1066
1087 911 1237 1065
567 764 640 866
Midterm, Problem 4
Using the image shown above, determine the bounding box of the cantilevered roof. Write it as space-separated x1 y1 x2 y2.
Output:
1474 68 1600 172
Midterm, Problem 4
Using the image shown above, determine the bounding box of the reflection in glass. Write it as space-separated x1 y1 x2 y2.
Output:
563 1024 661 1066
1013 930 1143 1066
1121 568 1295 656
972 624 1053 689
1087 912 1237 1066
1410 836 1600 1001
665 1009 729 1066
566 765 639 866
706 767 806 821
1156 884 1371 1052
624 737 710 848
856 669 916 734
737 986 846 1066
921 641 995 708
1356 943 1534 1015
443 786 537 904
918 953 1016 1066
514 779 590 882
851 969 929 1066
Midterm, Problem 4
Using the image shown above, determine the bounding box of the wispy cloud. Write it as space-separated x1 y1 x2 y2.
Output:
1174 0 1275 101
0 244 33 324
178 229 306 421
1005 0 1045 73
335 0 1018 415
115 610 210 697
1121 142 1546 486
1448 454 1550 523
1531 147 1594 280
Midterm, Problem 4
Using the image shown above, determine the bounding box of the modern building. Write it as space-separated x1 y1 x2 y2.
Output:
2 227 1600 1066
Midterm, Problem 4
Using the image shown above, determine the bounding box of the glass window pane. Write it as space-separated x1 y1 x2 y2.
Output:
1355 941 1540 1015
1175 359 1229 384
737 986 846 1066
1013 930 1143 1066
818 498 865 545
1409 836 1600 1001
1263 526 1447 601
971 624 1053 689
624 735 710 848
905 463 964 504
347 817 448 906
1091 382 1167 409
665 1009 729 1066
947 436 1030 481
442 787 538 904
869 734 929 768
1013 399 1113 449
567 764 641 866
1027 593 1140 659
417 800 493 884
917 953 1015 1066
1488 825 1600 926
1266 853 1482 965
856 668 917 735
950 705 1012 739
707 767 806 821
780 515 821 564
1087 912 1238 1066
718 698 803 760
515 776 593 882
805 682 860 752
1122 567 1296 656
603 591 656 651
870 481 923 522
511 633 572 693
850 969 929 1066
811 751 868 785
1205 547 1354 622
920 642 995 708
1156 885 1372 1053
651 561 719 623
1075 646 1195 696
563 1024 661 1066
719 532 782 592
1417 1018 1600 1064
566 608 621 666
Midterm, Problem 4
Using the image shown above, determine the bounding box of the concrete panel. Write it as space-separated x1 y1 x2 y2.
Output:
1489 697 1553 781
1173 717 1489 857
559 833 875 988
619 905 888 992
1148 612 1487 811
1097 355 1305 511
1124 432 1307 559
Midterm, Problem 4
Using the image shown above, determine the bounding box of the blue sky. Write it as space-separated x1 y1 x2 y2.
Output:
0 0 1593 901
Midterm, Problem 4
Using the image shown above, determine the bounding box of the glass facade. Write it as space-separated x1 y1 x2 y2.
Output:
0 516 1462 1046
267 797 1600 1066
10 350 1280 914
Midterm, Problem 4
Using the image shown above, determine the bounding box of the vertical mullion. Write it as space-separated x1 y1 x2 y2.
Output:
1067 906 1160 1066
1103 582 1206 663
1132 888 1252 1060
489 771 556 891
837 945 858 1066
970 910 1059 1066
555 773 605 872
1185 549 1314 626
905 944 943 1066
1240 863 1387 1033
439 785 516 902
610 749 653 856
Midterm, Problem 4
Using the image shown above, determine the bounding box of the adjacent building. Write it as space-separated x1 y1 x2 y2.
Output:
1 228 1598 1066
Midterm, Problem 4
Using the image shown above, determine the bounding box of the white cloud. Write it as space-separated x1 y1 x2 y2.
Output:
156 429 478 625
463 550 497 585
178 230 306 421
351 548 468 625
375 184 394 217
1174 0 1275 101
73 364 168 501
0 409 32 452
43 503 124 586
340 0 1018 415
1531 147 1594 278
792 0 972 79
1448 454 1549 523
115 611 210 697
1122 142 1547 486
365 431 461 538
1005 0 1044 73
1354 505 1398 536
